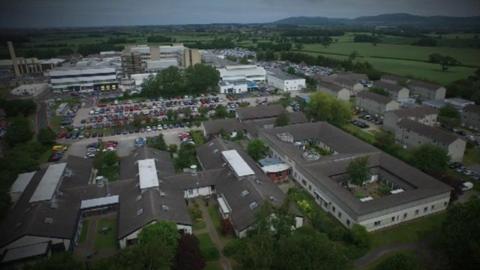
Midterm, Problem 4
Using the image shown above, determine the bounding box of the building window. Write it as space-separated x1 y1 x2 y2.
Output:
301 179 307 186
415 209 419 215
403 213 408 219
332 206 336 213
374 221 381 226
424 207 428 213
444 201 448 207
338 212 342 218
391 216 395 222
324 201 328 208
431 205 435 210
346 219 350 226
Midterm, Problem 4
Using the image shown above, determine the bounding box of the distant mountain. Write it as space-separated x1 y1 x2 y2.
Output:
272 13 480 29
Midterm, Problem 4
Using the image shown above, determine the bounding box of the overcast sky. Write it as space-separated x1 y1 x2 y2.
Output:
0 0 479 28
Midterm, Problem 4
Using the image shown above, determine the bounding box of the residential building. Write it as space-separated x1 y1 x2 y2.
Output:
462 104 480 131
395 119 466 162
373 81 410 101
383 106 438 132
218 65 266 82
236 104 286 122
323 72 366 95
355 91 400 116
408 80 446 100
444 98 475 111
267 70 306 92
259 122 452 231
317 81 350 101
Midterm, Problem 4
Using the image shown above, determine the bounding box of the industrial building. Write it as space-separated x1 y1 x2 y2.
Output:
259 122 452 231
48 64 119 93
218 65 266 82
267 70 306 92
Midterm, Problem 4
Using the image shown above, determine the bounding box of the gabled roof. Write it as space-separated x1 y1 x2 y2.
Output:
357 91 394 105
397 119 460 145
373 81 407 93
390 106 438 118
237 104 285 121
408 80 443 91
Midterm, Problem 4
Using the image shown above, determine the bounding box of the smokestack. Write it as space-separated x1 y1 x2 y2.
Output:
7 41 20 77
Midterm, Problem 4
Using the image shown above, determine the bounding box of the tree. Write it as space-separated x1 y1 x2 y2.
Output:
94 151 119 182
374 131 396 152
287 66 296 74
347 157 369 185
344 224 371 256
5 117 33 146
214 105 228 119
295 43 304 50
429 53 459 72
409 144 449 174
37 127 56 146
137 222 180 270
306 92 352 126
247 139 269 161
374 253 420 270
438 104 461 127
367 70 382 81
184 64 220 94
275 112 290 127
273 227 350 270
174 143 197 171
441 198 480 270
173 234 205 270
148 134 167 151
348 51 359 62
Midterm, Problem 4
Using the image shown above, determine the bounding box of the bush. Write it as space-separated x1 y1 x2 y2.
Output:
223 239 242 257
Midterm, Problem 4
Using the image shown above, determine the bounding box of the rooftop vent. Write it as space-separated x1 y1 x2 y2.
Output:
249 201 258 210
44 217 53 224
136 208 143 216
136 195 142 201
159 190 166 197
360 196 374 202
162 205 169 211
241 190 249 197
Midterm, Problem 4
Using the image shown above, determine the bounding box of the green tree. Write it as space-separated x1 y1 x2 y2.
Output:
438 104 461 127
247 139 269 161
409 144 449 174
214 105 228 119
184 64 220 94
174 143 197 171
275 112 290 127
306 92 352 126
367 70 382 81
148 134 167 151
94 151 120 182
374 253 420 270
173 234 205 270
373 131 397 153
273 227 350 270
347 157 369 185
5 117 33 146
287 66 296 74
441 198 480 270
37 127 56 146
429 53 460 72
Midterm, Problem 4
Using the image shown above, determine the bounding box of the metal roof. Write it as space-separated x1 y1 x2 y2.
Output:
138 159 160 189
29 163 67 203
80 195 119 210
2 242 49 263
221 150 255 177
10 172 36 194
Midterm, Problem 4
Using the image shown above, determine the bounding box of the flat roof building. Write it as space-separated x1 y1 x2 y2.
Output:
218 65 266 82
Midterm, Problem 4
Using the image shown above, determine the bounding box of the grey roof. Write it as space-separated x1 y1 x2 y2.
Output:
397 119 460 145
203 119 245 137
373 81 407 93
391 106 438 118
464 104 480 114
357 91 394 105
317 81 346 93
408 80 443 91
268 70 302 80
259 122 452 219
381 74 408 83
120 146 175 180
237 104 285 121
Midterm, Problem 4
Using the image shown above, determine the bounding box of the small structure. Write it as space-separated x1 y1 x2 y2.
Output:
462 104 480 131
445 98 475 111
408 80 446 101
11 83 48 97
259 158 290 183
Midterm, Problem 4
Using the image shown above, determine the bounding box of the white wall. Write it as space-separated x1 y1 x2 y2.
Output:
184 186 214 199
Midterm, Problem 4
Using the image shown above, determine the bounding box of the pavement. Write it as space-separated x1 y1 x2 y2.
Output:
65 127 188 158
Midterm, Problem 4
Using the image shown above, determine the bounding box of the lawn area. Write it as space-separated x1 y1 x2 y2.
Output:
341 124 375 144
204 261 222 270
463 147 480 165
94 218 117 250
363 250 421 270
370 212 446 249
190 129 206 145
207 204 222 230
79 220 90 244
197 233 220 261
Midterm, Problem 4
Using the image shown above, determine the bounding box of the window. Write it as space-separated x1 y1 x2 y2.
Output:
415 209 419 215
431 205 435 210
424 207 428 213
374 221 381 226
346 219 351 226
444 201 448 207
338 212 342 218
403 213 408 219
332 206 336 213
302 179 307 186
391 217 395 222
323 201 328 208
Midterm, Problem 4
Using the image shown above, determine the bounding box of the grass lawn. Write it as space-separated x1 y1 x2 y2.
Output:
370 212 446 249
79 220 90 244
190 130 205 145
364 250 421 270
463 147 480 165
341 124 376 144
207 204 222 230
94 218 117 250
204 261 222 270
197 233 220 261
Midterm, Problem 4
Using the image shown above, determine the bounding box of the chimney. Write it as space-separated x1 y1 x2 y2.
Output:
7 41 20 77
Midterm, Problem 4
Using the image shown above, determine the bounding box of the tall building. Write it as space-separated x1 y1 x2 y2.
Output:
183 48 201 68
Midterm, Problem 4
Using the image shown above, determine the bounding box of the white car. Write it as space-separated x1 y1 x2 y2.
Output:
146 126 152 132
157 124 163 130
462 181 474 191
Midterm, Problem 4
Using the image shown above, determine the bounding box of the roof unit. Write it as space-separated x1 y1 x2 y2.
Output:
138 159 159 189
29 163 67 203
360 196 374 202
80 195 119 210
221 150 255 177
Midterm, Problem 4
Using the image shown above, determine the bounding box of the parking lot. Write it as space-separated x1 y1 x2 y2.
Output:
66 128 186 158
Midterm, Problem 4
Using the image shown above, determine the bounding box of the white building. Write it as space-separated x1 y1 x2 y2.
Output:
48 65 118 93
219 80 248 94
267 71 306 92
218 65 266 82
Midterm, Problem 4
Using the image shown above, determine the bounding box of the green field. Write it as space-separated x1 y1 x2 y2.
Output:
94 218 117 250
